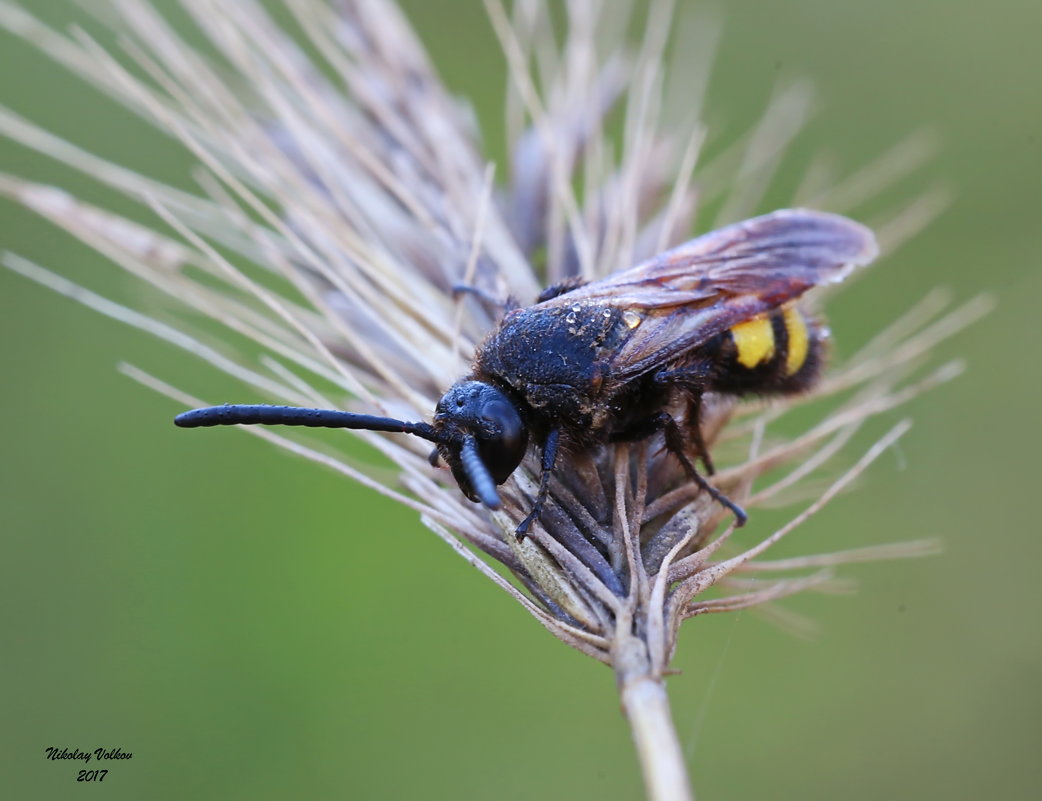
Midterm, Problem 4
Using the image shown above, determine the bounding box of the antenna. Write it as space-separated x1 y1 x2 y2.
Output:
174 404 440 442
175 404 508 512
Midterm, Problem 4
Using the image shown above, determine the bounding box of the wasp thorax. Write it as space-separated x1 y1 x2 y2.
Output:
435 380 528 485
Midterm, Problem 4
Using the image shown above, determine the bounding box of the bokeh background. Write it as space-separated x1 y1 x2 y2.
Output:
2 1 1040 799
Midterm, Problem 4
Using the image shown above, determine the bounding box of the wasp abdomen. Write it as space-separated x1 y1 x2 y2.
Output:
709 305 822 395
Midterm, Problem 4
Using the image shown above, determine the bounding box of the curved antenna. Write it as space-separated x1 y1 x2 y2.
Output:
174 404 441 443
460 436 501 510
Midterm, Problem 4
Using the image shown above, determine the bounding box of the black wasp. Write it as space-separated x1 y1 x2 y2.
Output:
175 209 877 536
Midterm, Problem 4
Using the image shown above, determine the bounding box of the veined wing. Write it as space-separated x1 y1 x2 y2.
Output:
556 208 877 308
541 209 878 380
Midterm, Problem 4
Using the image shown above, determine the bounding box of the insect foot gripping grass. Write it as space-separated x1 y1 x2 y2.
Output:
1 1 984 799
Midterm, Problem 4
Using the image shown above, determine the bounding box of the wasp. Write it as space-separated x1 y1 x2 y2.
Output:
175 209 877 536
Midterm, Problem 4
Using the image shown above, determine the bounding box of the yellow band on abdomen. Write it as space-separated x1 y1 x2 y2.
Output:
730 314 775 368
783 306 809 376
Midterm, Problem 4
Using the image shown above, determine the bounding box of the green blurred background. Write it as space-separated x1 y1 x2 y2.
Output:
2 1 1040 799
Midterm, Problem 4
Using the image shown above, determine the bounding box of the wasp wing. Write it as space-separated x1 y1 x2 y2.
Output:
559 209 877 306
542 209 878 380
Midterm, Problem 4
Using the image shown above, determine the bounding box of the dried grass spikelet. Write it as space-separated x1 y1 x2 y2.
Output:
0 1 989 798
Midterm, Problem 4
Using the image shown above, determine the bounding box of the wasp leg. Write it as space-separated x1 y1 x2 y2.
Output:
652 366 715 475
690 394 715 475
515 427 561 540
654 411 747 527
451 283 519 313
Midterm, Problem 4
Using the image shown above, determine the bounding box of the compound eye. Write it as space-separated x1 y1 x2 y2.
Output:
477 398 528 484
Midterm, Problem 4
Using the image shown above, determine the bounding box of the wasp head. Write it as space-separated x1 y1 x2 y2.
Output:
432 380 528 509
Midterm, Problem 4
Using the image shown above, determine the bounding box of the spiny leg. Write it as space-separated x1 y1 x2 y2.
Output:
653 365 715 475
515 427 561 539
656 411 747 526
686 392 715 476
